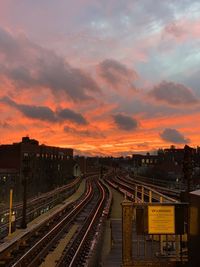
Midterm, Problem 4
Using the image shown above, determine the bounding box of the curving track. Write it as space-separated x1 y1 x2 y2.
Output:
56 179 109 267
0 178 111 267
125 175 180 198
104 173 178 203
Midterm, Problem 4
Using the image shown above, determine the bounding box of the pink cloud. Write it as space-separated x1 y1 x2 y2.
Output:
0 27 101 102
164 19 200 42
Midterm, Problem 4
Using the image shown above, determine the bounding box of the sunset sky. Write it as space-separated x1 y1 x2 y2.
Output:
0 0 200 156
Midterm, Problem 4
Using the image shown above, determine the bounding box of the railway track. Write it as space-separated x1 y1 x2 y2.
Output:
113 170 181 199
123 175 180 199
103 173 188 264
0 177 81 240
0 177 80 217
104 174 177 203
55 179 109 267
0 178 111 267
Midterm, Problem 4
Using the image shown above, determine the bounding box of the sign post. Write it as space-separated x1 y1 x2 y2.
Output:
159 197 164 255
121 197 134 267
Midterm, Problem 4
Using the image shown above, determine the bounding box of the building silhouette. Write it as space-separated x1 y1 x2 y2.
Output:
0 137 74 203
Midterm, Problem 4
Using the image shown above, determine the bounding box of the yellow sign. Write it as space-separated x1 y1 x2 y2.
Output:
148 205 175 234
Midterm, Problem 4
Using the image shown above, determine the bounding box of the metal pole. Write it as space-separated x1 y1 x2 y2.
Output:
149 190 152 241
8 189 13 236
175 235 180 261
21 155 30 229
149 190 152 203
135 185 137 203
183 145 193 264
141 186 144 203
121 197 134 267
159 196 164 255
21 177 27 229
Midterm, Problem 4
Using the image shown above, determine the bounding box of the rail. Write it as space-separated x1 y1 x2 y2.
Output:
0 180 89 266
11 182 93 267
0 177 81 239
68 180 107 267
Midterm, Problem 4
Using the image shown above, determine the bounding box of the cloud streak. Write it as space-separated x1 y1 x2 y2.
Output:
0 97 87 125
64 125 104 138
57 108 87 125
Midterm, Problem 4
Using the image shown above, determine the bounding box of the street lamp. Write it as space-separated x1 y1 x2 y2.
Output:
21 154 30 229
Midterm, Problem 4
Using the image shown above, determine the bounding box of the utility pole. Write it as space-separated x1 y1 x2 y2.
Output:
183 145 193 200
8 189 13 236
21 155 30 229
183 145 193 265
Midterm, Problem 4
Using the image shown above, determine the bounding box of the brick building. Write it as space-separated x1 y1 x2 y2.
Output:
0 137 74 203
132 153 161 168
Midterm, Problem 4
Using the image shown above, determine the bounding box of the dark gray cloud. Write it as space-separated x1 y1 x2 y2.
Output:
1 96 56 122
98 59 137 87
113 113 138 131
0 97 87 124
19 105 56 122
57 108 87 125
160 128 190 144
149 81 198 105
0 27 100 101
